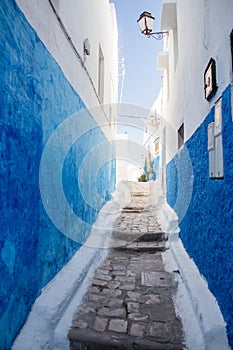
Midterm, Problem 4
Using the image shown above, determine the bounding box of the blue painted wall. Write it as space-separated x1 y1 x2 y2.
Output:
166 85 233 348
0 1 115 348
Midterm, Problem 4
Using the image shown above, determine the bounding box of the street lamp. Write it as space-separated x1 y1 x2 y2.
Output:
137 11 168 40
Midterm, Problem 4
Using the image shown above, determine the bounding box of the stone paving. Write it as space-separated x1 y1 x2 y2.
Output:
68 182 184 350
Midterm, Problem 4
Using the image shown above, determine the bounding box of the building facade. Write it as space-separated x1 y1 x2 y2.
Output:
0 0 118 348
144 91 164 184
157 0 233 347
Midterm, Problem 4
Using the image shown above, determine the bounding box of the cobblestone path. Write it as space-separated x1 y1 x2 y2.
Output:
68 182 184 350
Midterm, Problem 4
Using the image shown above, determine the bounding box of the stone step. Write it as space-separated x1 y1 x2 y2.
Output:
111 230 142 242
115 241 167 253
121 207 152 213
135 232 165 242
112 230 165 243
131 190 149 194
69 328 182 350
121 209 144 213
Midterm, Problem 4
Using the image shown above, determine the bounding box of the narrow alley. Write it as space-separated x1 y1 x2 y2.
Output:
1 1 233 349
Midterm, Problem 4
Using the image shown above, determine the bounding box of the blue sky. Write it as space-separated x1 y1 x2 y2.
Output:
112 0 163 110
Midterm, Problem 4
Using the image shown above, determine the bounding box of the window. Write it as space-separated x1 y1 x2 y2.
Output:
204 58 217 101
178 123 184 149
98 46 104 104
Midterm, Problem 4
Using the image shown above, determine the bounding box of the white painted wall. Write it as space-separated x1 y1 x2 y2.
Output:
16 0 118 140
116 133 128 184
157 0 233 162
146 90 163 160
147 91 167 186
116 132 146 183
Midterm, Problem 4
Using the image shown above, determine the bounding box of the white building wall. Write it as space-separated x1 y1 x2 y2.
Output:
156 2 233 346
147 90 163 160
16 0 118 140
158 0 233 162
116 133 128 184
